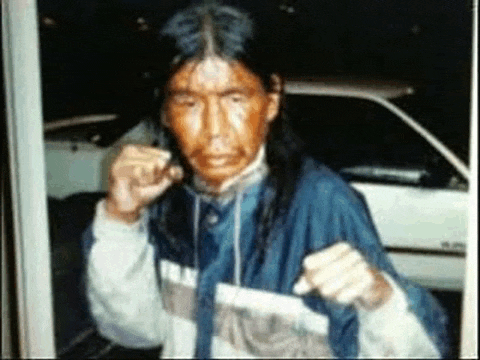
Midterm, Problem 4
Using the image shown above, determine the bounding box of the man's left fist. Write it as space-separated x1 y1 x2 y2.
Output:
293 242 393 310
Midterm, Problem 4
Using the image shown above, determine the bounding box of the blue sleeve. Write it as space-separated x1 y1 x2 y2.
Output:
304 178 449 358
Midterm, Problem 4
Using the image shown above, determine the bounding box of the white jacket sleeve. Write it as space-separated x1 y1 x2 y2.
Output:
86 199 168 348
357 272 441 358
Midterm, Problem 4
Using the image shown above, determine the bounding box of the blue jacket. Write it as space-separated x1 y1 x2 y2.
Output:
83 157 449 358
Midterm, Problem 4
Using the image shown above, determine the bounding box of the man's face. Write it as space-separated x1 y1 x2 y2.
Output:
164 56 280 189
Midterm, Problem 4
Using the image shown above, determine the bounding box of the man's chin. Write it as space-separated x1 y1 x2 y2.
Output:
198 166 242 181
193 155 243 171
194 163 246 188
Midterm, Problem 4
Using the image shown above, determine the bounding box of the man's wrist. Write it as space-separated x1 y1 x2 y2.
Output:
105 197 141 224
356 271 410 329
358 268 394 311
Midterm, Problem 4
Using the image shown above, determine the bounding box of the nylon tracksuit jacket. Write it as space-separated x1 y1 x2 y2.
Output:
83 157 448 358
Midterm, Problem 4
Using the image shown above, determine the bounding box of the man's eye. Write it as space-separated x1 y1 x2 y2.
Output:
172 96 196 107
228 94 247 103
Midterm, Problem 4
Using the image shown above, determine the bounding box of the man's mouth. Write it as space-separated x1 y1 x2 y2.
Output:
201 154 237 167
190 148 244 168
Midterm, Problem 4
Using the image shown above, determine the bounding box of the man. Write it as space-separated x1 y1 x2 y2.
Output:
83 3 448 358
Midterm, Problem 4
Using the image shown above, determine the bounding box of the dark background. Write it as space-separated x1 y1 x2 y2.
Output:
35 0 474 162
1 1 472 358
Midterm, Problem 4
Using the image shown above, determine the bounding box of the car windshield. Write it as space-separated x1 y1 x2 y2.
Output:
286 94 468 190
390 94 471 166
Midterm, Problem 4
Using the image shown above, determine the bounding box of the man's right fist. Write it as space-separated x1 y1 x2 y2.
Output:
105 144 183 223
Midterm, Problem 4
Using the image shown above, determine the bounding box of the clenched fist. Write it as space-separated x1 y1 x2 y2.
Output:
105 144 184 223
293 242 393 310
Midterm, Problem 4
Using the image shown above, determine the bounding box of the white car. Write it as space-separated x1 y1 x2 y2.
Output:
44 78 469 291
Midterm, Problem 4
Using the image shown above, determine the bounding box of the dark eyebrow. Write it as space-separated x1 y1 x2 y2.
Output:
220 88 254 97
166 87 257 97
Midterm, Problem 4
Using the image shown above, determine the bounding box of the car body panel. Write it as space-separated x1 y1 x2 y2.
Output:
45 141 108 198
351 182 468 252
387 253 465 291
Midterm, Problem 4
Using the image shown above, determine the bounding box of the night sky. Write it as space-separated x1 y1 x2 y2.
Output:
36 0 474 159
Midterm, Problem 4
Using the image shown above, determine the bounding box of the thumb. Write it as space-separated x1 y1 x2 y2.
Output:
293 275 314 295
137 165 184 200
136 177 173 200
168 165 184 182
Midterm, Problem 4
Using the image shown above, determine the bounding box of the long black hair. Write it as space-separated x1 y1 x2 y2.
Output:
153 2 305 260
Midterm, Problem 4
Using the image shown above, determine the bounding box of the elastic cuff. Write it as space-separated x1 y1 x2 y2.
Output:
94 199 149 235
357 272 409 324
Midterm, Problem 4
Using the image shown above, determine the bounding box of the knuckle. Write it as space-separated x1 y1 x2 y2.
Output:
312 270 326 287
360 260 370 272
304 252 322 269
134 165 145 177
123 144 137 153
320 285 334 299
163 150 172 159
331 263 342 275
350 250 363 263
110 161 125 176
337 290 355 304
144 162 154 173
321 283 334 296
366 270 375 283
124 144 143 157
155 159 167 171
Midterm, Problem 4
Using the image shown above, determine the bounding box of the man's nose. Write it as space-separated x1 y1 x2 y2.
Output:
203 97 229 139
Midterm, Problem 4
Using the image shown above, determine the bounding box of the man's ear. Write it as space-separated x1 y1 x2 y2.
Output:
160 107 170 128
266 73 283 123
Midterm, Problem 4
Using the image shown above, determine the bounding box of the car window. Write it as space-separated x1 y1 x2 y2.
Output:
286 94 467 190
44 119 132 147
